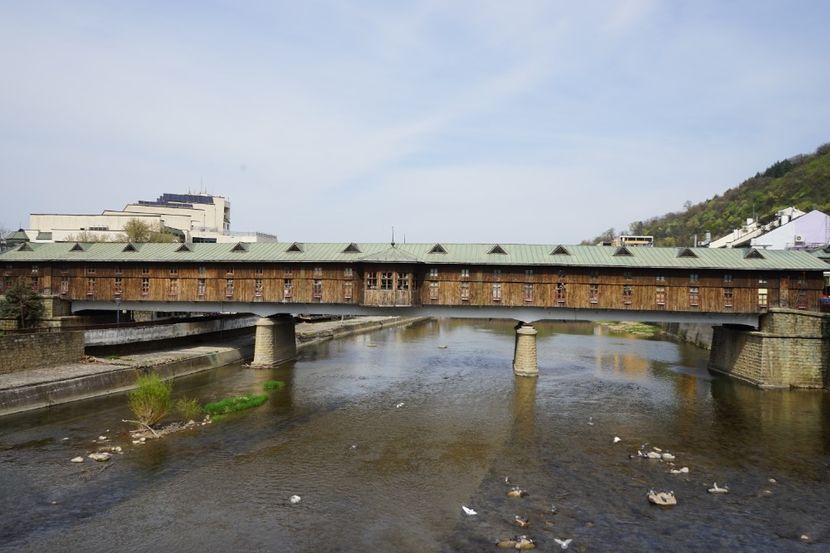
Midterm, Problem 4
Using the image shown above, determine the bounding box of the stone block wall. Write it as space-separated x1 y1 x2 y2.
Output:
709 309 829 389
0 331 85 375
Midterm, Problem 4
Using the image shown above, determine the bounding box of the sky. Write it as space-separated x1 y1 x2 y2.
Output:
1 0 829 244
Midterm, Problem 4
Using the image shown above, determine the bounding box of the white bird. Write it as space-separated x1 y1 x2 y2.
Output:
613 436 621 444
708 483 729 494
587 417 594 426
554 538 573 549
395 402 405 408
289 494 302 504
670 467 690 474
662 453 676 461
461 505 477 516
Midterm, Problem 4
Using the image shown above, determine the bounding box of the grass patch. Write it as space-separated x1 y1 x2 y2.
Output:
203 394 268 416
263 380 286 392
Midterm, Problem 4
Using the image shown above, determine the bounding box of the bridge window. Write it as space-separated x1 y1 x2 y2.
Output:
114 277 123 296
758 275 768 285
429 281 439 301
796 290 807 309
31 265 39 275
142 266 150 275
30 276 39 292
492 282 502 302
690 273 699 283
689 287 700 307
623 271 632 280
429 268 438 278
556 282 566 304
255 278 263 297
255 266 263 276
460 282 470 301
114 265 122 276
284 269 293 278
60 276 70 296
366 272 378 289
198 266 206 276
397 272 410 290
723 273 733 283
225 279 234 298
283 279 293 299
85 278 94 297
656 286 666 309
523 284 534 302
313 266 323 278
758 288 768 308
86 266 95 275
141 278 150 296
656 274 666 282
622 285 633 305
493 269 501 280
343 281 353 300
557 269 566 279
525 269 533 278
461 268 470 279
344 267 353 278
168 278 179 296
381 272 393 290
589 284 599 304
197 278 206 297
312 280 322 301
226 266 234 277
590 270 599 282
723 287 733 308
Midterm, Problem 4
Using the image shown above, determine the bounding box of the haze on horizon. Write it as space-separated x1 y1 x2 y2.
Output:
1 1 828 245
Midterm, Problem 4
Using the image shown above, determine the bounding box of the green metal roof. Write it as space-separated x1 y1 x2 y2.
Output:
0 242 827 271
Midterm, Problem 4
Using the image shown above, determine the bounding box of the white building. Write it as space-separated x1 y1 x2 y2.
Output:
26 193 276 243
750 210 830 250
708 207 806 249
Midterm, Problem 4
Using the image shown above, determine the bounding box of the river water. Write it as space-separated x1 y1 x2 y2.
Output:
1 319 829 552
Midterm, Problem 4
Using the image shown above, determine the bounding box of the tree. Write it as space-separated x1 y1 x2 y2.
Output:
64 231 112 242
121 219 179 243
0 279 44 328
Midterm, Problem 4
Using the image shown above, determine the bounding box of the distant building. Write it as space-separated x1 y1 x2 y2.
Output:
708 207 806 249
25 192 276 243
612 235 654 247
750 210 830 250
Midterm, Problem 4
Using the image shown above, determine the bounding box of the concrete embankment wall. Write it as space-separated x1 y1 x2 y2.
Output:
0 332 85 375
0 344 252 417
296 316 430 349
708 309 829 389
84 315 258 346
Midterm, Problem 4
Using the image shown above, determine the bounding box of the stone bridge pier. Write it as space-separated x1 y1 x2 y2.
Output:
513 322 538 377
251 315 297 368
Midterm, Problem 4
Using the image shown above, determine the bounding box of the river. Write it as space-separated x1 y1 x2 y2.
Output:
1 319 828 552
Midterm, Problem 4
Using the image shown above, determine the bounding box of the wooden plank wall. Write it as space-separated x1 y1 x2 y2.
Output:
1 261 824 313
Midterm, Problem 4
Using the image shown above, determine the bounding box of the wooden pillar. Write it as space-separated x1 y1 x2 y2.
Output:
513 324 538 377
251 315 297 368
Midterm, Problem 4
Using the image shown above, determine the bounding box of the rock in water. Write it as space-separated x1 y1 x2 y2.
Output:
515 536 536 550
289 495 301 504
70 456 84 463
647 490 677 506
88 452 112 462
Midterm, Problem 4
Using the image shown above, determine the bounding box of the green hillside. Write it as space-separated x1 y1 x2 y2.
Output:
593 143 830 247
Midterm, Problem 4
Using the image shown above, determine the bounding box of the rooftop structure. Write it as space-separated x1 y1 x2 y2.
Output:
709 207 806 249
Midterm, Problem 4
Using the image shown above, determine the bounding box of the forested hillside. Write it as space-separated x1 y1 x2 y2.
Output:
588 143 830 247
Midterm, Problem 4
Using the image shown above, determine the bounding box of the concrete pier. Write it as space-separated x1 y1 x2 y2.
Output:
513 324 538 377
251 315 297 368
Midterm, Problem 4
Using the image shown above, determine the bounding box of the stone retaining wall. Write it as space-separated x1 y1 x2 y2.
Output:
0 332 85 375
84 315 258 346
709 309 829 388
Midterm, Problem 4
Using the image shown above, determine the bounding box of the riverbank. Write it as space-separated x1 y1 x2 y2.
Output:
0 316 428 417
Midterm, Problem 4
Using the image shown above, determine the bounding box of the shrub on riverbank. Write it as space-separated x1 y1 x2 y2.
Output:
204 394 267 416
128 374 172 426
175 397 203 419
